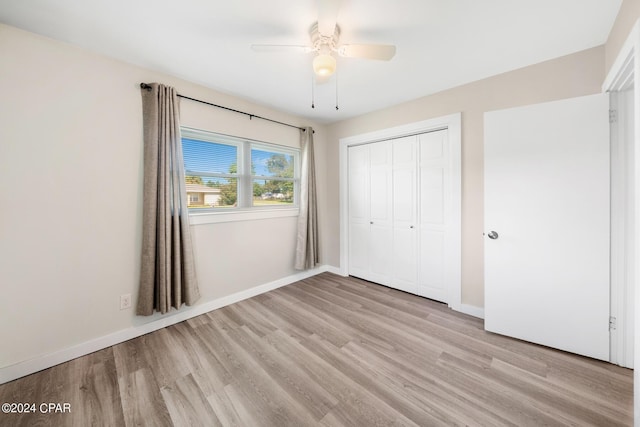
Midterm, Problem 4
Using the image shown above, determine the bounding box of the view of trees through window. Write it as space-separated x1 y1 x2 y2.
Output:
182 132 297 209
251 149 294 207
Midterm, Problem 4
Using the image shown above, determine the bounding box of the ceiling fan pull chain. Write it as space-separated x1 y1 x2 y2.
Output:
335 69 339 111
311 72 315 109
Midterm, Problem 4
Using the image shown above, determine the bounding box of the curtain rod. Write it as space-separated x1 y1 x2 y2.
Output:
140 83 308 132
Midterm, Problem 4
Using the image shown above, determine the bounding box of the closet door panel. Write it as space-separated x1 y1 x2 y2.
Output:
393 169 415 222
370 171 389 220
419 229 446 301
392 136 417 225
393 227 418 293
348 145 369 222
348 141 392 283
420 168 444 224
370 141 392 224
370 225 393 282
418 130 450 303
349 222 370 277
369 141 392 281
392 136 418 291
348 144 371 279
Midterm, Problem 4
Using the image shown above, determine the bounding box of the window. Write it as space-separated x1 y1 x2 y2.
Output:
181 128 299 213
251 147 296 206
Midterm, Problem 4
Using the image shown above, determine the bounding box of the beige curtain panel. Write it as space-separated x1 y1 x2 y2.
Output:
137 83 200 316
295 127 319 270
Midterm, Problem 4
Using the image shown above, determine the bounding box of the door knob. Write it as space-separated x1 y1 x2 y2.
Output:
487 231 499 240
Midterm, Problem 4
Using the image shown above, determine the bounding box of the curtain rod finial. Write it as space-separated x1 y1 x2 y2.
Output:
140 83 153 91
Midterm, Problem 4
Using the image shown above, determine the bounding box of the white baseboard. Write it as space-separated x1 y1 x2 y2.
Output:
323 265 346 276
0 265 333 385
457 303 485 319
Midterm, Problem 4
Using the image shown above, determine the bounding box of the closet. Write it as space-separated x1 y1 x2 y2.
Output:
347 129 453 303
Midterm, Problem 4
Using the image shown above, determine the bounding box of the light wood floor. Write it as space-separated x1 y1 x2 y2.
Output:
0 273 633 426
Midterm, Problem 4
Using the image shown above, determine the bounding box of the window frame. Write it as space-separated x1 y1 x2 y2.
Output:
181 127 300 224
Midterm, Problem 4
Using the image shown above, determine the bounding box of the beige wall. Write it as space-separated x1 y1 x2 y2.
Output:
606 0 640 73
0 23 327 369
324 46 605 307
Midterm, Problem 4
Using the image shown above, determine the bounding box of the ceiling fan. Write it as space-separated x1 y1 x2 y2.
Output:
251 0 396 83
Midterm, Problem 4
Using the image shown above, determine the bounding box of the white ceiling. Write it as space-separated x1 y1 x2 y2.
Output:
0 0 623 124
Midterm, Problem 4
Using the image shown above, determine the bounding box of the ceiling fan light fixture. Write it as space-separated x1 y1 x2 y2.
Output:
313 54 336 77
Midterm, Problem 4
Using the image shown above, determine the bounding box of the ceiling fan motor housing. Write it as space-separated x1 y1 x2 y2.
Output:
310 22 340 53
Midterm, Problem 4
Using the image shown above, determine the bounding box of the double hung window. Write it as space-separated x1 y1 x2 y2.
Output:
181 128 299 211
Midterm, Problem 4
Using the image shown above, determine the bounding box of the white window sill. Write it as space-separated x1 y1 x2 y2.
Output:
189 207 299 225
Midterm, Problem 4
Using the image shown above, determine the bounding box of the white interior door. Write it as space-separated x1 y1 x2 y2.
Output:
418 130 450 302
348 142 392 285
348 144 370 279
369 141 393 283
392 136 418 293
484 93 610 361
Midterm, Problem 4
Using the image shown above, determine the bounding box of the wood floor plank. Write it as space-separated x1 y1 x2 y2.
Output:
433 352 567 426
262 329 421 427
68 349 126 427
490 357 632 425
223 302 278 338
0 359 71 427
139 328 194 389
220 382 266 427
161 373 221 427
238 297 313 343
204 384 246 427
341 340 514 427
195 323 321 426
174 323 247 426
348 333 523 426
292 281 501 371
0 272 633 426
112 336 150 379
228 325 339 419
118 368 173 427
299 333 448 426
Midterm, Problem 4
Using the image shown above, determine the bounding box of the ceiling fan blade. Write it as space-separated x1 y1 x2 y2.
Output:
338 44 396 60
317 0 341 36
251 44 312 53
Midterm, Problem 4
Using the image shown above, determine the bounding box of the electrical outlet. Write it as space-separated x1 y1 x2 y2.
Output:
120 294 132 310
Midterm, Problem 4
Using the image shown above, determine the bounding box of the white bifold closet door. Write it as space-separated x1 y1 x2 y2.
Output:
348 141 393 284
392 136 418 294
418 130 451 302
348 129 453 303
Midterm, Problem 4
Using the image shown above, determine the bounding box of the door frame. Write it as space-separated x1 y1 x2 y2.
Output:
602 16 640 417
338 113 463 312
608 89 635 369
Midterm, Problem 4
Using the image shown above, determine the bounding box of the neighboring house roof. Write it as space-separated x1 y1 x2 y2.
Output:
185 183 221 194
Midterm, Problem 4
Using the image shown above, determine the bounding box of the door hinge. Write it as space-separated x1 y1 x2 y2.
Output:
609 316 617 331
609 109 618 124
